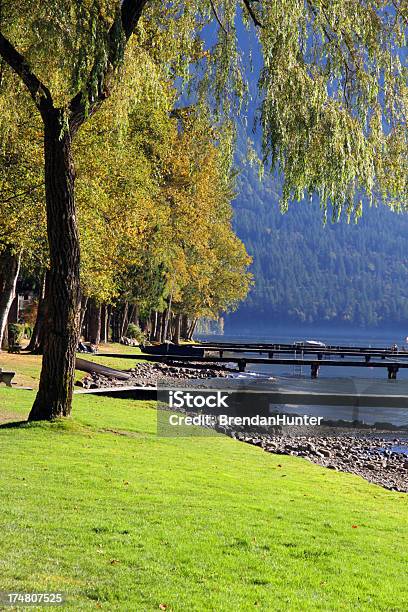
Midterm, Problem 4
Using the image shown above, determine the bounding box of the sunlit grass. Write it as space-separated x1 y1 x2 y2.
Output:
0 388 407 610
0 343 146 389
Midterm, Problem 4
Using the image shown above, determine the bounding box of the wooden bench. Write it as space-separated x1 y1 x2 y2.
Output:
0 368 15 387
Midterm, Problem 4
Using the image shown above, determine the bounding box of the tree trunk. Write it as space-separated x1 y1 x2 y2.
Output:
151 311 158 340
29 113 81 421
27 272 49 354
87 298 101 345
172 313 181 344
129 303 139 326
1 323 8 351
120 302 129 339
187 317 198 341
111 307 120 343
100 304 108 344
106 305 112 342
180 314 189 340
78 295 89 340
0 247 21 350
154 312 162 342
160 309 167 343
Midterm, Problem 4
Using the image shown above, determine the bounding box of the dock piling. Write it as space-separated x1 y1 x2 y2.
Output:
311 364 320 379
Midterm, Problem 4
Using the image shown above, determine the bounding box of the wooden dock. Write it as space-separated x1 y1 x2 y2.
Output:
191 341 408 361
97 351 408 379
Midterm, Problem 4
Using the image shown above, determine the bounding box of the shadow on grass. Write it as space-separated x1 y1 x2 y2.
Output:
0 419 29 429
0 417 86 434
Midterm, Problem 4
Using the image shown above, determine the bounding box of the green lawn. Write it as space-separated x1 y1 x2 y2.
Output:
0 388 407 611
77 343 146 373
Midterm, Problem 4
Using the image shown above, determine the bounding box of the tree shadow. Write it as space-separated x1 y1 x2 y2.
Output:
0 419 29 429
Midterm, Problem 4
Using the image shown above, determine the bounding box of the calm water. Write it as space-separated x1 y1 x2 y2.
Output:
196 328 408 428
197 328 408 381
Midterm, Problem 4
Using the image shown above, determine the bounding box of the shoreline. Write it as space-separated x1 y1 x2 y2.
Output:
76 362 408 492
230 431 408 493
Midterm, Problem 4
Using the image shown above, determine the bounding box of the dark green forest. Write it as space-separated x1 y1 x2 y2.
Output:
227 151 408 331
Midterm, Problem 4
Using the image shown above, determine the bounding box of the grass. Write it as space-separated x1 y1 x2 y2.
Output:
0 388 407 611
0 344 144 389
77 343 146 372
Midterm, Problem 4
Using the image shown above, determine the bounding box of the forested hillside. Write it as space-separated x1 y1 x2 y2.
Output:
227 155 408 331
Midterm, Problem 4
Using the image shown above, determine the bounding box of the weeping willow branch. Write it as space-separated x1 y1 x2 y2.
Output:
69 0 149 132
209 0 228 34
0 32 53 113
242 0 263 27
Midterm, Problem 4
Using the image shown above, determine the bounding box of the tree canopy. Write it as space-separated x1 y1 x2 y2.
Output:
1 2 406 213
0 0 406 419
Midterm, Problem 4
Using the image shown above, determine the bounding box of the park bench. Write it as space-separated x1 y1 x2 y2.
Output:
0 367 15 387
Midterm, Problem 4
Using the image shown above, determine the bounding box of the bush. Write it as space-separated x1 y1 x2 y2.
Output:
126 323 145 344
24 323 33 339
8 323 25 345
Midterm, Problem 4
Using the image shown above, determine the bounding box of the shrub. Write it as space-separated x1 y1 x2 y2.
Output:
8 323 25 345
24 323 33 339
126 323 145 344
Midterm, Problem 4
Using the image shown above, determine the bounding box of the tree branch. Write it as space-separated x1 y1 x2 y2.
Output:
242 0 263 28
210 0 228 35
120 0 149 40
0 32 53 112
69 0 149 132
0 182 44 205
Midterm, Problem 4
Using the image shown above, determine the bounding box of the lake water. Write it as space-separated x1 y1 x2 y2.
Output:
195 328 408 430
197 328 408 380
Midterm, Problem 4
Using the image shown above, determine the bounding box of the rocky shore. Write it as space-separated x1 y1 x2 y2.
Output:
77 360 233 389
230 431 408 492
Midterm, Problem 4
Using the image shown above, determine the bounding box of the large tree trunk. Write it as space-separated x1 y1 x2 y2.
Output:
29 113 81 421
27 272 49 354
0 247 21 350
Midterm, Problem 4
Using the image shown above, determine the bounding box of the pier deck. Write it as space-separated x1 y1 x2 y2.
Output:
97 351 408 379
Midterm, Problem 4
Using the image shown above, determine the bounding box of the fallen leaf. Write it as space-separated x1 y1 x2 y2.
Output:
352 525 358 529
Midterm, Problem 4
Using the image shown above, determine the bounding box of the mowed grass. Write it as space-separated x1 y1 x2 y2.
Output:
0 344 144 389
76 343 146 373
0 389 407 611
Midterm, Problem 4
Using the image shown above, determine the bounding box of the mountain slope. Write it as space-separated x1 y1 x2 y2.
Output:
227 159 408 331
